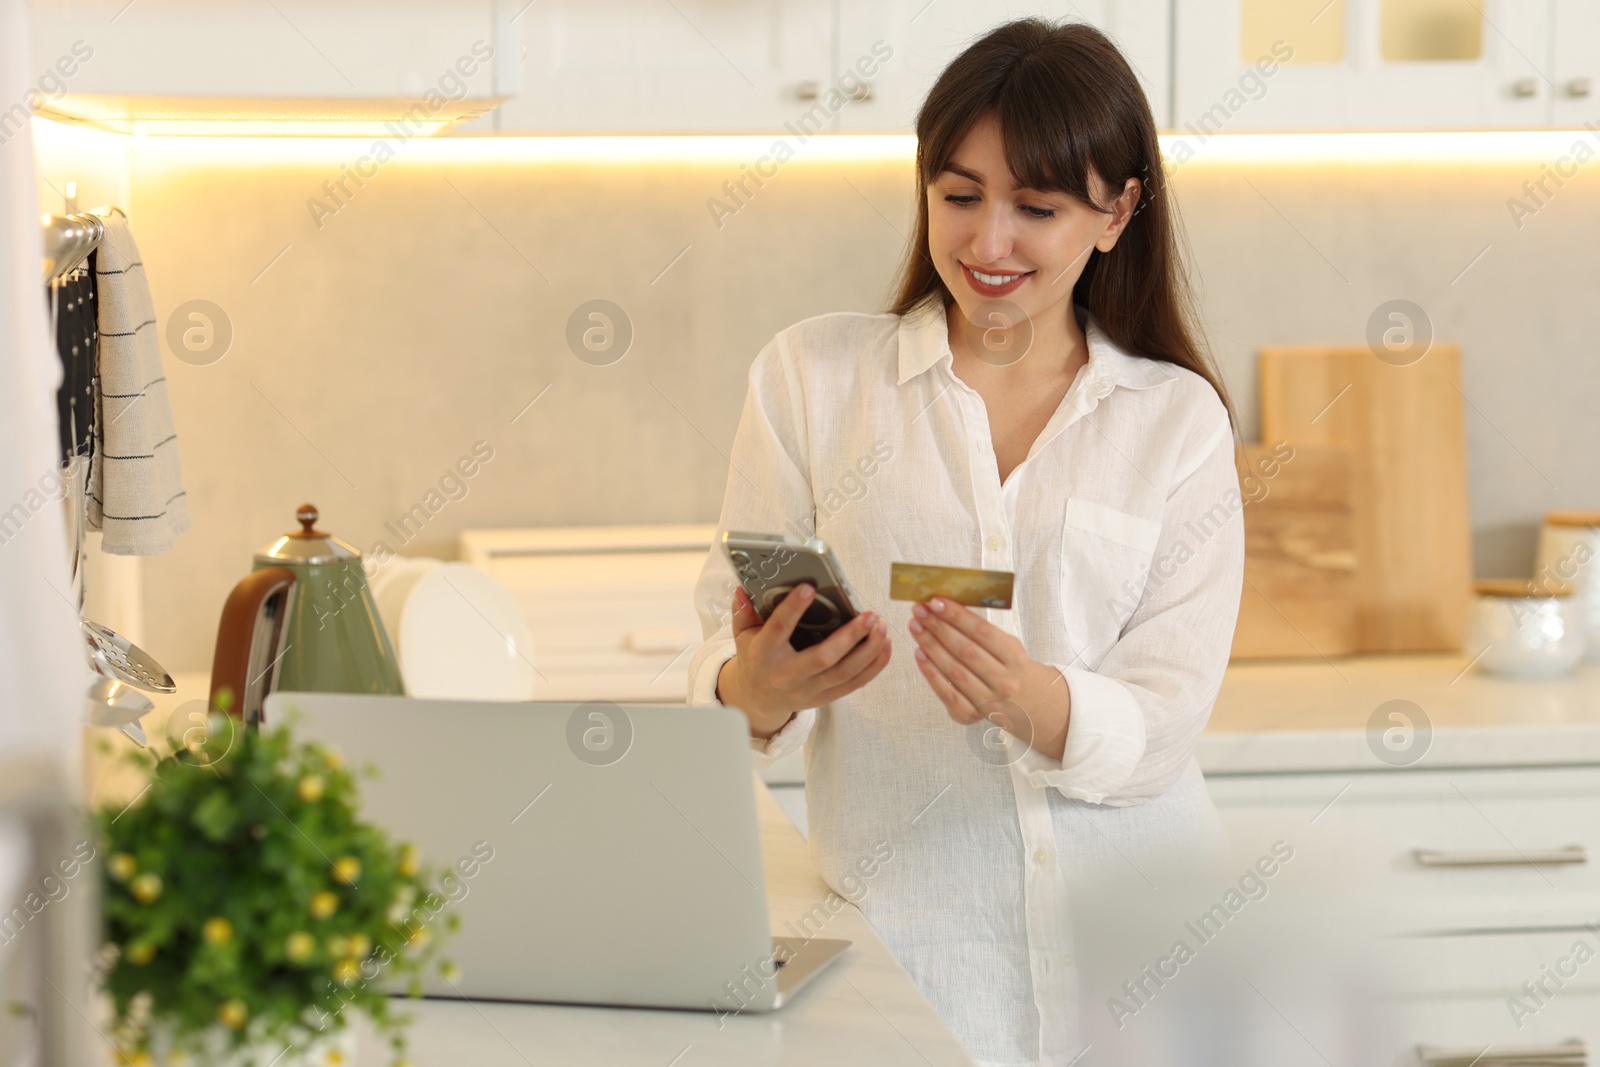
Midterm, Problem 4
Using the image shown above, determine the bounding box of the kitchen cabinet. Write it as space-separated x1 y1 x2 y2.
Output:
833 0 1172 131
1207 765 1600 1061
28 0 507 133
1379 932 1599 1064
1173 0 1552 131
488 0 834 133
1200 656 1600 1063
1551 0 1600 127
1208 766 1600 930
490 1 1171 132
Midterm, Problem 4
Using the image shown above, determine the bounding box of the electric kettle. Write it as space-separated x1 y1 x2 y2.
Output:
209 503 403 723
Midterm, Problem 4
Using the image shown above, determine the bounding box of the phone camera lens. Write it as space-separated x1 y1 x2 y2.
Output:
729 550 751 566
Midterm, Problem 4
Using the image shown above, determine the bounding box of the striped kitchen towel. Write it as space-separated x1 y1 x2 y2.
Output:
88 211 190 555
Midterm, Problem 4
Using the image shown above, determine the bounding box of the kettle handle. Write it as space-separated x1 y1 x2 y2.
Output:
209 567 297 723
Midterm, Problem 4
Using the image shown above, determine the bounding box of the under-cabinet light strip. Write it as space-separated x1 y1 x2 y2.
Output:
33 118 1600 166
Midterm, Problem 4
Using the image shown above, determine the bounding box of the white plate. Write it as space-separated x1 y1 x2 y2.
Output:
377 559 536 701
371 556 440 648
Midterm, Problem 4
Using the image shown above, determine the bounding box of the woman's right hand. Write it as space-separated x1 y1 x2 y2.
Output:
715 583 892 739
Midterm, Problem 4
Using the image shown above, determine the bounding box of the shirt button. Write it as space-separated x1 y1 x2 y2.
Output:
987 534 1003 551
1033 848 1051 867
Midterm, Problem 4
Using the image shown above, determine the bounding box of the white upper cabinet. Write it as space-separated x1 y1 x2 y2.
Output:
834 1 1172 131
31 0 1598 134
1174 0 1551 131
489 0 833 132
29 0 506 133
488 1 1169 133
1551 0 1600 128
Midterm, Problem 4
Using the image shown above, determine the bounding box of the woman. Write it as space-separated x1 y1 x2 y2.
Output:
687 17 1243 1066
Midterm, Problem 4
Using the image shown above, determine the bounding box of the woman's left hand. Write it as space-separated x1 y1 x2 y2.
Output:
909 597 1071 759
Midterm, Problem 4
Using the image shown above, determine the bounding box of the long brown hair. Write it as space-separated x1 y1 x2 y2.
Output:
888 18 1235 427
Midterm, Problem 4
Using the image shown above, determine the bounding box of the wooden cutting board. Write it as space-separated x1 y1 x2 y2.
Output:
1258 345 1472 653
1231 444 1359 659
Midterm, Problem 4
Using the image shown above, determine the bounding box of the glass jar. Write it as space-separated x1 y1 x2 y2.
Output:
1535 511 1600 664
1465 579 1585 679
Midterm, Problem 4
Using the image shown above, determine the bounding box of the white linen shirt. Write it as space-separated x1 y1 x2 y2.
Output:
686 296 1244 1067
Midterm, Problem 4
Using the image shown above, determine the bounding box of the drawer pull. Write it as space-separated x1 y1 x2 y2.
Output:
1418 1039 1586 1065
1413 845 1588 867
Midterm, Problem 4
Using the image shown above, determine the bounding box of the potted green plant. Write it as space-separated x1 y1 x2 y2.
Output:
94 704 459 1066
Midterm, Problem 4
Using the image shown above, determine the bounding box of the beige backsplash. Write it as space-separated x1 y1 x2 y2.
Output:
33 123 1600 672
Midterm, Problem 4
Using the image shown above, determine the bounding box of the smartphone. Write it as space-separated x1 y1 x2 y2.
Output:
722 530 862 651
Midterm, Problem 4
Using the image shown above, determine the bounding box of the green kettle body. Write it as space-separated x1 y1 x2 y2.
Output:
209 503 402 723
268 555 403 696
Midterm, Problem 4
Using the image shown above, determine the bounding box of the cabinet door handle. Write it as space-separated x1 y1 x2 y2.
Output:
1567 77 1593 98
1510 76 1541 98
1413 845 1588 867
1418 1038 1585 1065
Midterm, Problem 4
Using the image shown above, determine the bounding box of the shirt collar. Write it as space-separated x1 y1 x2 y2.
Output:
895 295 1181 393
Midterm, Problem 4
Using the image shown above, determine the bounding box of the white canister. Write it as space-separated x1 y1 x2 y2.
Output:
1535 511 1600 663
1466 579 1586 679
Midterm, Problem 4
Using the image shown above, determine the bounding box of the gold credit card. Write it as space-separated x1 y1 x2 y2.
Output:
889 562 1015 609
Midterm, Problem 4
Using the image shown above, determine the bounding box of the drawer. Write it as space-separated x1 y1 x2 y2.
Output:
1072 880 1598 1065
1379 930 1600 1065
1207 766 1600 929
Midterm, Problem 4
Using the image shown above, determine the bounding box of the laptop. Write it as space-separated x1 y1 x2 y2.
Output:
268 693 850 1013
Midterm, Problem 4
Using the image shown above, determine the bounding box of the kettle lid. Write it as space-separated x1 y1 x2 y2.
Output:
255 503 360 565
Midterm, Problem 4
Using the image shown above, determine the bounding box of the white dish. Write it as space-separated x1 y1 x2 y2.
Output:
371 556 440 645
373 558 536 701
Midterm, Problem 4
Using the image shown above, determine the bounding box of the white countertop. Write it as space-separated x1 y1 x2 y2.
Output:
1200 655 1600 774
98 658 1600 797
86 675 976 1067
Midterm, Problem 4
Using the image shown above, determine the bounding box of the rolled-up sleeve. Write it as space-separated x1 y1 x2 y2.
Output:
685 332 822 766
1015 398 1243 805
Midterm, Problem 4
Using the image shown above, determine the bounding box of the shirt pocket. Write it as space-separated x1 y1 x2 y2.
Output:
1060 496 1162 659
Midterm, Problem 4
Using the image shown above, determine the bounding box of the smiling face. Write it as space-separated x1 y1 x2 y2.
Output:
927 111 1141 344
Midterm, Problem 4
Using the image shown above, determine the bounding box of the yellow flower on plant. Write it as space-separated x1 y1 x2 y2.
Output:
115 1049 151 1066
326 935 350 958
202 917 233 944
406 925 430 948
309 890 339 920
333 957 360 984
126 942 156 965
297 774 325 803
285 931 315 961
216 999 248 1029
129 872 162 904
347 933 371 959
108 853 137 881
397 844 419 877
325 1051 345 1066
440 961 462 983
323 746 343 771
332 856 361 886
